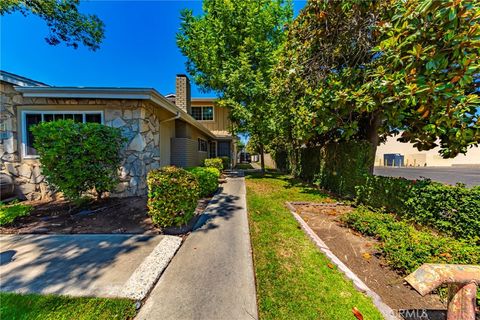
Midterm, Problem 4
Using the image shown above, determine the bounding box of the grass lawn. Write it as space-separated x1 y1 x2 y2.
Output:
235 163 255 170
245 172 384 320
0 292 136 320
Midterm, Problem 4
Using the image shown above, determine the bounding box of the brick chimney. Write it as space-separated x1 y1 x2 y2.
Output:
175 74 191 114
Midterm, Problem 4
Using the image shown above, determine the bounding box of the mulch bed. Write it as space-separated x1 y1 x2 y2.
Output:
291 202 446 312
0 196 211 235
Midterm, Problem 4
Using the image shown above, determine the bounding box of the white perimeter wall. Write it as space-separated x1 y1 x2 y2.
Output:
375 134 480 167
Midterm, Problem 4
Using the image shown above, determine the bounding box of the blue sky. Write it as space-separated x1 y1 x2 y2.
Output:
1 0 306 97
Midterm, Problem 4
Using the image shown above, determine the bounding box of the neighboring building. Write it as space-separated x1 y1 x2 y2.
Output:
0 71 236 200
375 134 480 167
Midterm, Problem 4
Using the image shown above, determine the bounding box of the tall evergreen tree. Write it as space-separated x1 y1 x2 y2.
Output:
177 0 293 172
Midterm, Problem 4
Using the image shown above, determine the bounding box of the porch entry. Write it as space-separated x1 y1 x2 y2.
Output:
217 141 231 158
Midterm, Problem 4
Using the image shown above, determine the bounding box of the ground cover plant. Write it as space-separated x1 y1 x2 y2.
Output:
341 207 480 275
245 172 383 320
0 292 136 320
187 167 220 197
147 166 200 227
0 201 32 226
295 142 479 242
32 120 126 202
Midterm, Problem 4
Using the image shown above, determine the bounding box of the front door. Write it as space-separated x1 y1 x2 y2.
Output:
217 141 231 158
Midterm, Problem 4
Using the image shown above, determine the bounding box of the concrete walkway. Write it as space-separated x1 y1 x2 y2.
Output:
0 234 181 299
136 172 258 320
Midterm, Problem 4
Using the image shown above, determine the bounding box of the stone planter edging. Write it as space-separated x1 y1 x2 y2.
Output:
285 201 399 320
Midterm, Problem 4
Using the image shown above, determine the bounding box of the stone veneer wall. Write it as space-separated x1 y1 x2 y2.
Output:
111 102 161 197
0 81 163 200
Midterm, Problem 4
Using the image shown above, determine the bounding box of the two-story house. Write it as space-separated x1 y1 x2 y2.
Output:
165 75 237 167
0 71 237 200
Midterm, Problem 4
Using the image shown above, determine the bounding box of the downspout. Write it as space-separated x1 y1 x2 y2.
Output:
160 111 181 123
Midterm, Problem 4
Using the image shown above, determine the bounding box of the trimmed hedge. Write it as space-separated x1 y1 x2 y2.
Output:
31 120 125 201
304 141 373 197
147 166 200 227
296 141 479 242
356 175 480 242
204 158 224 171
187 167 220 197
342 208 480 275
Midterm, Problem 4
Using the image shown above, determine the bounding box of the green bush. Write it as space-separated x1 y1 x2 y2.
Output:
147 166 200 227
204 158 223 171
342 207 480 275
31 120 126 201
187 167 220 197
220 156 231 170
354 175 413 212
355 175 480 242
405 183 480 242
0 201 32 226
299 141 479 242
308 141 373 198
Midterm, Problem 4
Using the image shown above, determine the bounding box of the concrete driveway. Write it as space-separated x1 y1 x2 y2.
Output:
0 234 181 300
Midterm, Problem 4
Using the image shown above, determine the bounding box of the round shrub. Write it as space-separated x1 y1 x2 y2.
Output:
203 158 223 171
31 120 126 201
147 166 200 227
220 156 231 170
187 167 220 197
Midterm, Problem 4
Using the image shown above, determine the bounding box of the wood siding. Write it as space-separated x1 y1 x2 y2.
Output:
171 119 210 167
191 100 231 135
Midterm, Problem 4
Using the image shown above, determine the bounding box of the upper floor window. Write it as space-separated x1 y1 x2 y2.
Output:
22 111 103 157
191 106 214 121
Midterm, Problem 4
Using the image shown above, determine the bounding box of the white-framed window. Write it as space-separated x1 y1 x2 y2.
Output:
191 106 214 121
21 110 103 158
198 138 208 152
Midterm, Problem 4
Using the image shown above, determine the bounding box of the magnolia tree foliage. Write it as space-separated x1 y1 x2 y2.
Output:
177 0 293 172
272 0 480 165
1 0 104 50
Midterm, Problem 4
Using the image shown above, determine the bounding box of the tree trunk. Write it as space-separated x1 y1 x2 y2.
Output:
259 143 266 175
365 112 382 174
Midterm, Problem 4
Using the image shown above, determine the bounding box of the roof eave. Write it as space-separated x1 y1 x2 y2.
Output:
14 86 216 139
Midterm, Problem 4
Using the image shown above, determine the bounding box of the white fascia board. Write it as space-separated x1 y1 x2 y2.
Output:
15 87 152 99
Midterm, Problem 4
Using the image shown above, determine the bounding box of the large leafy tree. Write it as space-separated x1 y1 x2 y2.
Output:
272 0 480 172
1 0 104 50
177 0 292 172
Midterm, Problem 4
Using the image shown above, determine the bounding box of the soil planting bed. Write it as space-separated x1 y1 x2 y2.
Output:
0 196 211 235
291 202 446 312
